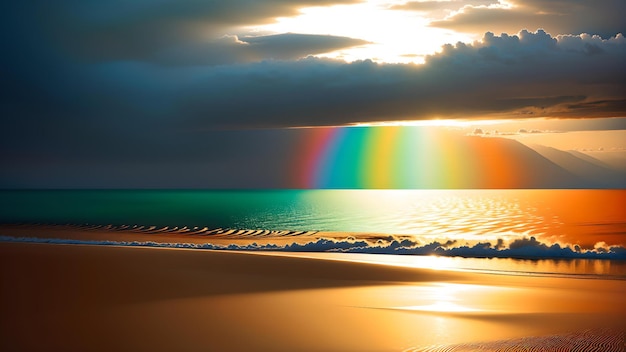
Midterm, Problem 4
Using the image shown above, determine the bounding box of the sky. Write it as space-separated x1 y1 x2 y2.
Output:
1 1 625 188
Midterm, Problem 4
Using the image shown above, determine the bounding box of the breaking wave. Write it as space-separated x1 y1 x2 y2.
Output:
1 231 625 260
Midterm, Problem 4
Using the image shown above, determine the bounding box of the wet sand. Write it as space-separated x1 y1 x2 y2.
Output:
1 236 625 351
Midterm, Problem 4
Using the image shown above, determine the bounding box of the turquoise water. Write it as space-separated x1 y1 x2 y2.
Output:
1 190 626 262
0 190 322 230
1 189 625 243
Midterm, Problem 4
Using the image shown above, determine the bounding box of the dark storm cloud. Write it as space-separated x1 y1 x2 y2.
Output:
0 126 307 188
2 0 626 188
145 33 370 66
4 0 362 65
429 0 626 38
241 34 371 59
2 30 625 144
176 30 626 127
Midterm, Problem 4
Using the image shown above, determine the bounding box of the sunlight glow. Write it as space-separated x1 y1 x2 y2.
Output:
403 301 479 313
249 1 473 63
352 119 513 128
396 283 485 313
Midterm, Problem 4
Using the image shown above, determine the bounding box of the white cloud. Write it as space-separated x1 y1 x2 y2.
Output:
430 0 626 38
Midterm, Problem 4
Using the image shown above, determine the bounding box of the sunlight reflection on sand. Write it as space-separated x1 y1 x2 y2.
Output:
394 283 488 313
1 243 625 351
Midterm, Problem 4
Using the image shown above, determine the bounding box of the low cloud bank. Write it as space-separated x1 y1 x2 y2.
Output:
1 235 624 260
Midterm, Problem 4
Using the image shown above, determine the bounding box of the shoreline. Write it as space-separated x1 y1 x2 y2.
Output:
2 241 625 351
1 223 626 261
2 234 626 280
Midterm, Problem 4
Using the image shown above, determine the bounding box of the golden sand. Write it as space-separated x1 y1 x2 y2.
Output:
410 329 624 351
1 230 625 351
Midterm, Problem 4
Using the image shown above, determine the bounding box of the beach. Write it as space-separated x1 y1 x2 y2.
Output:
1 227 624 351
4 1 626 350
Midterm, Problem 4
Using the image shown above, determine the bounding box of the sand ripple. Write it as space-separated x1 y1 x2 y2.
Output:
408 329 624 352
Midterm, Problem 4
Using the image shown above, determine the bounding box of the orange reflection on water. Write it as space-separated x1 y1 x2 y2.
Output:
517 190 626 248
269 251 626 277
313 190 626 249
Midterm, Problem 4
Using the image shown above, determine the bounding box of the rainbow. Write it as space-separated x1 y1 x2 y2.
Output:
293 126 527 189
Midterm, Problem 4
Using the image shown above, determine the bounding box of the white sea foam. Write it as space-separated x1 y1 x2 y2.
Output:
1 234 624 260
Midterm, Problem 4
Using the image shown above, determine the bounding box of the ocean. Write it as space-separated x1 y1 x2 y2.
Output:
1 189 625 276
1 189 625 253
